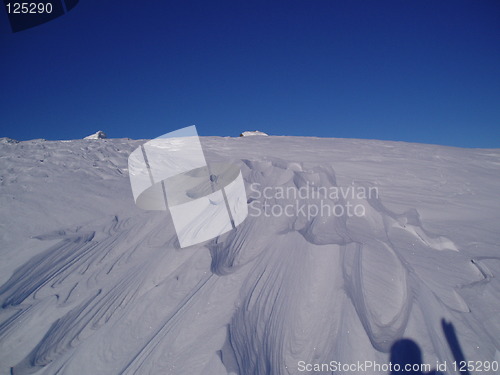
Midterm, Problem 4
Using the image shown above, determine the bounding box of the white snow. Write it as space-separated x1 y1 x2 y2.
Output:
84 130 107 140
0 137 19 144
239 130 268 137
0 136 499 375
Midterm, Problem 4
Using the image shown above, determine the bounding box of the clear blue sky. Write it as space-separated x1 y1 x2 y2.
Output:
1 0 499 147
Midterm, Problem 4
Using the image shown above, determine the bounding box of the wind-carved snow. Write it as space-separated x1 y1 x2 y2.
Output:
0 137 499 374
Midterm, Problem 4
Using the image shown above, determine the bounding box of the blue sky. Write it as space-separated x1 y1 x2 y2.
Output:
1 0 499 147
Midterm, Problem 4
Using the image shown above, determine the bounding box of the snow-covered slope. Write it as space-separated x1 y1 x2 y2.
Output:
0 136 499 375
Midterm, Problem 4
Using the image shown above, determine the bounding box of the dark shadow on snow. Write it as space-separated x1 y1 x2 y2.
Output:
389 319 469 375
441 319 471 375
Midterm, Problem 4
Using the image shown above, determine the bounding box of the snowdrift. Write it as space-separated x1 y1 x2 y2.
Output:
0 136 499 375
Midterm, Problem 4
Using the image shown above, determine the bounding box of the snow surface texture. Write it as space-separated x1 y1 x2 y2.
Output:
0 136 499 375
84 131 107 140
240 131 268 137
